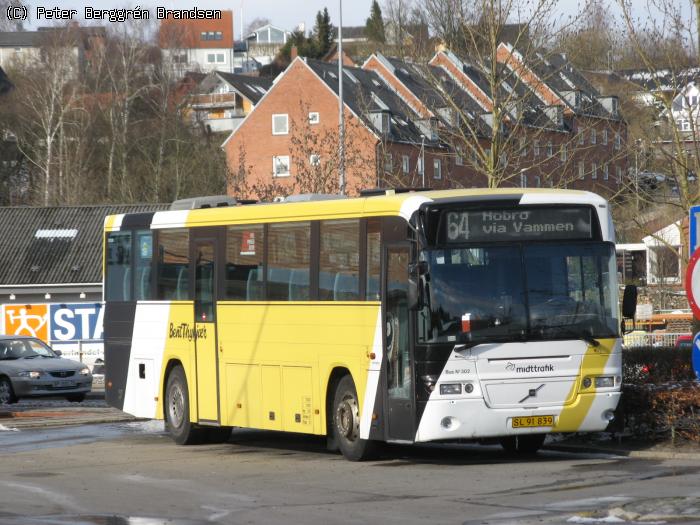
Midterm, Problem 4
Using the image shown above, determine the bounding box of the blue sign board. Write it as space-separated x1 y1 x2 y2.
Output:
693 332 700 381
690 205 700 256
49 303 104 342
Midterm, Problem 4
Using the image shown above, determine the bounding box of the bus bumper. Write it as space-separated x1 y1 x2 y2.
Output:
414 391 621 443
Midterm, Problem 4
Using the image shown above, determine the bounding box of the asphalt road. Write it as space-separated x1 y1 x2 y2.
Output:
1 420 700 524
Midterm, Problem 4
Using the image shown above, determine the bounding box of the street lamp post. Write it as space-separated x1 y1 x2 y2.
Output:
419 135 426 187
338 0 345 195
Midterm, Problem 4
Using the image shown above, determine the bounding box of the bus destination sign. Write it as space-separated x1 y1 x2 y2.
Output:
444 207 592 243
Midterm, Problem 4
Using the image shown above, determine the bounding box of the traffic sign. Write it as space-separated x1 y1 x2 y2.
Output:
690 205 700 255
686 249 700 320
693 333 700 380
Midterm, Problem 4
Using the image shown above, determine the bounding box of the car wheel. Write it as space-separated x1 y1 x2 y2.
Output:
333 375 377 461
165 365 204 445
65 393 86 403
500 434 546 455
0 377 16 404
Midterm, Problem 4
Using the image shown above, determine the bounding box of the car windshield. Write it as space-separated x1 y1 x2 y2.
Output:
417 242 619 344
0 339 57 360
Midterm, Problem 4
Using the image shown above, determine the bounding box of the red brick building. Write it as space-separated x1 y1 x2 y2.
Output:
222 43 628 198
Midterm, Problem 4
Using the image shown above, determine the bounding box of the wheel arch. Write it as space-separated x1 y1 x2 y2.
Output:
162 358 184 422
324 366 352 436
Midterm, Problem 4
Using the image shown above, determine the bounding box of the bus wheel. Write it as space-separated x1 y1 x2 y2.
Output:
165 365 202 445
333 375 377 461
500 434 546 455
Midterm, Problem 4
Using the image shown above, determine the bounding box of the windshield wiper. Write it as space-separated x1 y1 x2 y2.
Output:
531 325 601 347
23 355 40 359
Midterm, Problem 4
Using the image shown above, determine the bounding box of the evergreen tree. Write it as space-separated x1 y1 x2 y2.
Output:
364 0 386 44
314 8 334 57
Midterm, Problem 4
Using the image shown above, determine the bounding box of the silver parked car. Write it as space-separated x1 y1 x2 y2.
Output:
0 335 92 404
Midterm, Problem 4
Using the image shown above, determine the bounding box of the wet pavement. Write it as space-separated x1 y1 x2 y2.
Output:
1 401 700 524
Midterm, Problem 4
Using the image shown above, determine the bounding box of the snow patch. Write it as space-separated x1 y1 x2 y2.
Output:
124 419 165 433
567 517 626 523
0 424 19 432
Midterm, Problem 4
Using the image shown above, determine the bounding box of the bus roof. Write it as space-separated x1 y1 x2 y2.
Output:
104 188 609 232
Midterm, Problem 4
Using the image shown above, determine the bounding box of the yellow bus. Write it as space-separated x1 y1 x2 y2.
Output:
103 189 636 460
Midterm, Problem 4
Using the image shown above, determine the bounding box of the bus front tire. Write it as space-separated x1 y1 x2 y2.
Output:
500 434 546 455
165 365 203 445
332 375 377 461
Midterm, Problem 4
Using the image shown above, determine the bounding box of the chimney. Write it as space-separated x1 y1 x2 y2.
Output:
291 46 298 60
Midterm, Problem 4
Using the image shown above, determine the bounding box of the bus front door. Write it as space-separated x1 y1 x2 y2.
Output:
384 245 415 442
192 236 220 424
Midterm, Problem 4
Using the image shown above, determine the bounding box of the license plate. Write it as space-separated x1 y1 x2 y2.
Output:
54 381 76 388
512 415 554 428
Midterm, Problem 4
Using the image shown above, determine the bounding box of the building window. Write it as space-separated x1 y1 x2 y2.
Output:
578 161 585 179
533 141 540 157
590 129 597 145
215 31 223 40
603 164 609 180
520 172 527 188
207 53 216 63
433 159 442 179
200 31 207 40
216 54 225 63
417 156 424 175
273 155 290 177
310 154 320 166
603 129 608 145
560 144 567 162
455 149 464 166
520 137 527 157
591 163 597 179
547 141 553 157
534 175 541 187
402 155 410 174
578 131 584 145
308 112 320 125
614 132 621 150
616 165 622 183
272 114 288 135
384 153 393 172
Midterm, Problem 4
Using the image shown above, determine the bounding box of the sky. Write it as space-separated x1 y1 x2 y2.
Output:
19 0 694 40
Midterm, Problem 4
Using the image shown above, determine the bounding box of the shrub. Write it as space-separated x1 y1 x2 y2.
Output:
619 346 700 443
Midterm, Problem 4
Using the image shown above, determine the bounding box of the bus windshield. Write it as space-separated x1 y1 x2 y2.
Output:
417 242 619 344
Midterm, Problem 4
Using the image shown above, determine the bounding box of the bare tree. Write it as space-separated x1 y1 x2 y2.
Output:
404 0 627 193
4 27 84 205
289 105 376 195
617 0 699 275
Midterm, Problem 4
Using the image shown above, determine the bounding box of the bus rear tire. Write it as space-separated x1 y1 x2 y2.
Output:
332 375 377 461
500 434 546 455
165 365 203 445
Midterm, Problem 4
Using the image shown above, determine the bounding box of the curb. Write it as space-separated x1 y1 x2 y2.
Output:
545 443 700 460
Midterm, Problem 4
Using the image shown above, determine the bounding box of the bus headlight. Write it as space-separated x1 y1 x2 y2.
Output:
439 383 462 395
464 382 474 394
582 377 592 389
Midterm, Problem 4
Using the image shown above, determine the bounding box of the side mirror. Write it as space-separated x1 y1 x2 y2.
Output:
622 284 638 319
53 349 62 357
407 261 428 311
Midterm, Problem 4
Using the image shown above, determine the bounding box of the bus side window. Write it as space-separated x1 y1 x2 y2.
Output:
225 225 264 300
157 229 190 300
268 222 310 301
320 219 359 301
134 230 153 301
106 231 132 302
366 219 380 300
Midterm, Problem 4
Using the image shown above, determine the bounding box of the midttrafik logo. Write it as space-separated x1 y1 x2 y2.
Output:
506 362 554 373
